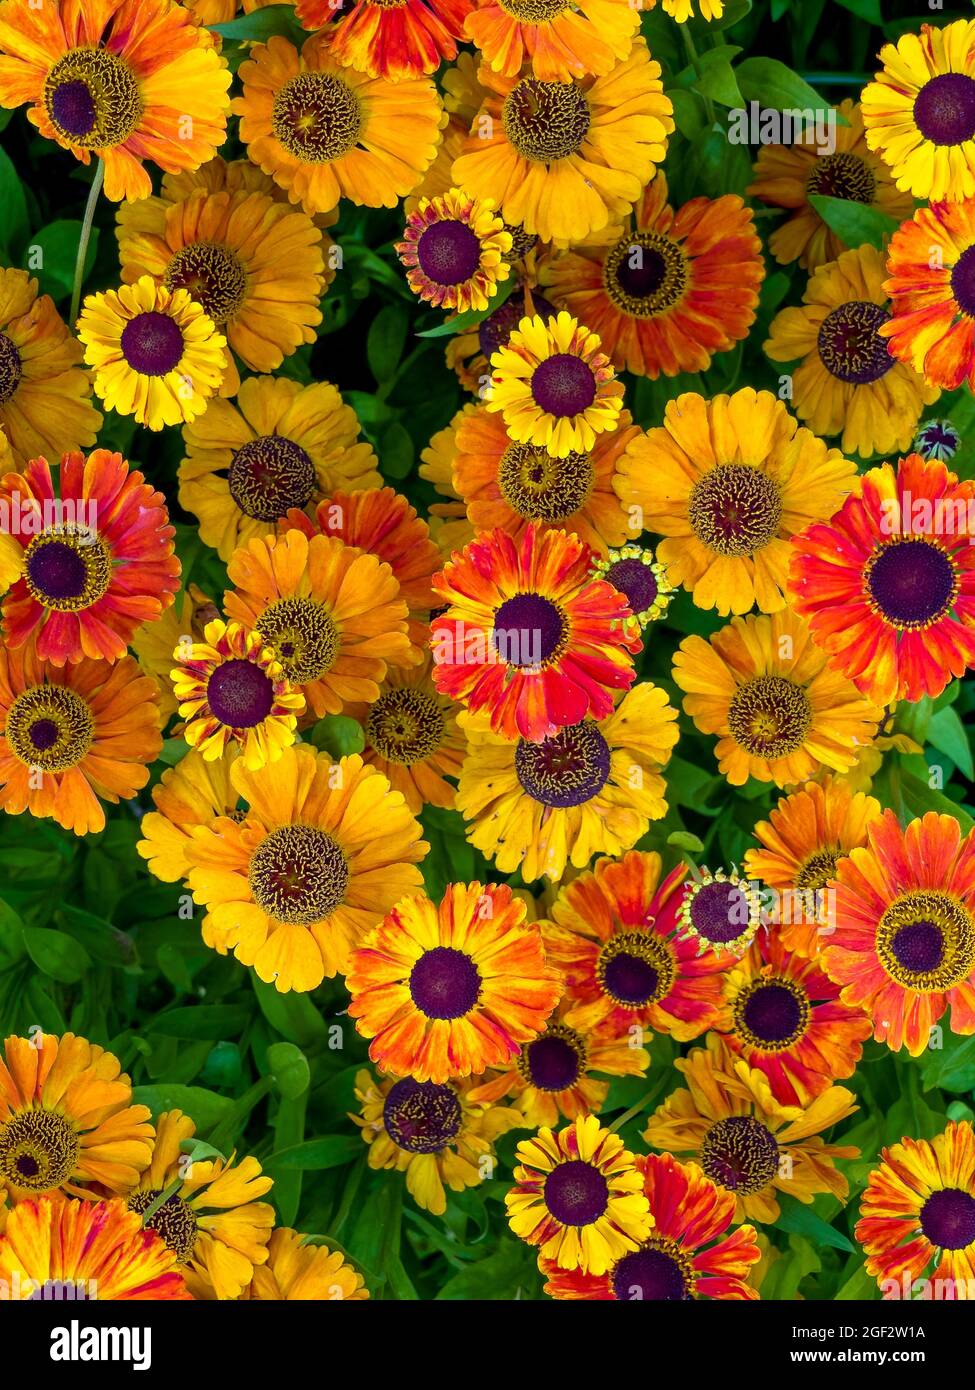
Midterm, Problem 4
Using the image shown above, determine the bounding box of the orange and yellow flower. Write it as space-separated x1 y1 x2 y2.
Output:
465 0 639 81
0 451 179 666
431 524 640 743
396 188 511 311
355 655 465 814
244 1226 369 1301
298 0 471 80
347 882 561 1082
137 747 240 884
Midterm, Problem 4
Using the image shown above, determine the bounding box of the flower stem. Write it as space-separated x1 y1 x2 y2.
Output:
608 1091 655 1135
69 159 104 326
680 25 716 129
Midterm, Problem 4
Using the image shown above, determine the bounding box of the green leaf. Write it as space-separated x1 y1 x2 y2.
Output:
436 1239 540 1299
253 977 329 1046
367 303 409 383
26 221 100 303
23 927 91 984
210 4 305 42
132 1084 234 1130
0 147 29 257
835 1262 880 1301
0 899 26 970
667 830 705 854
147 1004 252 1041
690 46 745 109
380 421 415 480
267 1041 310 1100
927 706 974 780
264 1135 362 1170
735 58 844 121
309 713 365 759
273 1091 307 1227
416 275 516 339
836 0 882 23
807 194 901 250
776 1195 855 1253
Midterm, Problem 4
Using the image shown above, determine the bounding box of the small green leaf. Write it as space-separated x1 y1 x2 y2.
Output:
210 4 305 42
367 303 409 383
416 276 517 339
264 1135 362 1170
689 46 745 109
776 1195 855 1253
0 147 29 257
132 1084 234 1130
380 421 415 480
267 1042 310 1100
667 830 705 854
927 706 974 780
735 58 846 122
23 927 91 984
808 194 901 250
836 0 882 23
26 220 100 303
309 714 365 759
147 1004 252 1041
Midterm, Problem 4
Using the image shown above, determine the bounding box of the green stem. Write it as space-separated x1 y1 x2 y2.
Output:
69 159 104 326
140 1175 183 1224
680 25 716 128
608 1091 655 1136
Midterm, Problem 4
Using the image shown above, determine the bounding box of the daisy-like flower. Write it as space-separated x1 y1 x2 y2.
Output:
487 311 623 459
356 656 465 814
281 487 442 656
0 1032 152 1205
744 777 882 959
234 32 445 216
824 811 975 1058
589 545 673 634
467 1000 650 1128
714 928 872 1106
916 417 961 462
445 282 556 396
171 618 303 771
117 187 326 393
77 277 227 431
185 745 428 990
179 376 380 563
616 389 857 617
420 405 478 552
346 882 561 1082
243 1227 369 1301
451 402 638 553
0 0 231 202
137 747 240 884
789 453 975 706
0 268 100 468
542 173 764 378
0 451 179 666
747 100 912 271
505 1114 652 1273
857 1121 975 1299
861 19 975 202
880 199 975 392
542 851 729 1041
351 1068 522 1215
407 47 488 206
456 682 678 881
677 869 764 958
541 1153 761 1300
130 582 217 723
672 608 883 788
396 188 511 311
643 1034 859 1223
298 0 470 80
765 245 939 460
452 40 673 243
126 1111 274 1301
224 529 414 718
465 0 639 81
0 1197 190 1300
0 646 161 835
431 524 640 743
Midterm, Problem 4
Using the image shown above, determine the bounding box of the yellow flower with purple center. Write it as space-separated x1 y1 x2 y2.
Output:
396 188 512 311
590 545 673 633
677 869 764 958
486 310 624 458
171 617 304 771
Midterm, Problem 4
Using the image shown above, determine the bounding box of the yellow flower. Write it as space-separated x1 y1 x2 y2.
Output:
243 1227 369 1300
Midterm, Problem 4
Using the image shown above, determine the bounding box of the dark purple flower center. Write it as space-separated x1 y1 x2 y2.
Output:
688 880 752 945
920 1187 975 1250
866 539 956 628
514 721 610 807
227 436 317 522
612 1247 691 1301
382 1078 463 1154
0 331 23 404
817 301 892 385
603 951 659 1006
491 591 566 666
531 353 596 418
28 718 59 752
891 921 944 973
740 981 807 1047
523 1035 582 1091
543 1159 609 1227
409 946 481 1020
26 541 87 601
206 658 275 728
416 219 481 286
120 311 184 376
951 244 975 318
478 290 556 361
604 557 658 615
913 73 975 147
701 1116 779 1195
50 79 97 138
806 150 876 203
